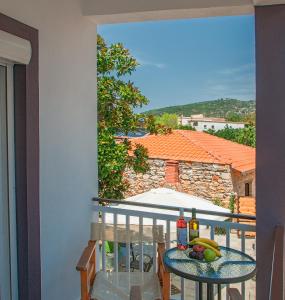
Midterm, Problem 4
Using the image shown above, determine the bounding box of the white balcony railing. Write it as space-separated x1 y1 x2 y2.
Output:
92 198 256 300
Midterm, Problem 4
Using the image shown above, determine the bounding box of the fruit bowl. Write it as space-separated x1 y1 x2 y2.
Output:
186 248 221 263
186 237 222 263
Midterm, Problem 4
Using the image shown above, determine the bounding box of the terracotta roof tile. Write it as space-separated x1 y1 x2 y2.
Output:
130 130 255 173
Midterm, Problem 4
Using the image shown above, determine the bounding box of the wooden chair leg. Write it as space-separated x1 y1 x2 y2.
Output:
79 270 89 300
161 272 170 300
228 288 242 300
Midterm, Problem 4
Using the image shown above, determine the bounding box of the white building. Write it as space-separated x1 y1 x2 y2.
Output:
178 114 245 131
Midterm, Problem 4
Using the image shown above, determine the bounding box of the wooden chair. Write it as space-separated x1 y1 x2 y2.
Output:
76 223 170 300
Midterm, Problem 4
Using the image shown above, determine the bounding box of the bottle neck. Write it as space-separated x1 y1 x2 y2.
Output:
192 208 196 219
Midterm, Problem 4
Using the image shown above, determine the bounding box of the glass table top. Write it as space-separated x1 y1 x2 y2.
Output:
163 246 256 284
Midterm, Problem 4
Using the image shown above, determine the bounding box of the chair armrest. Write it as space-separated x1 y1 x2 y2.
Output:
76 240 96 271
228 288 242 300
130 286 142 300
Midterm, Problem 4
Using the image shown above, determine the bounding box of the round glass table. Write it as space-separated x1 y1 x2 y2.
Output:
163 246 256 300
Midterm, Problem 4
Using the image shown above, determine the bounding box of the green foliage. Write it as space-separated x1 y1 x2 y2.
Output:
98 35 166 199
212 198 227 235
145 99 255 118
154 113 196 130
155 113 178 129
228 194 236 214
212 198 224 207
207 125 256 147
177 124 196 131
98 35 149 134
226 112 244 122
226 111 256 125
98 128 130 198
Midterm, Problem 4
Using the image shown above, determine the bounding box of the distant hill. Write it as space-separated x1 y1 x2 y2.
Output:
144 99 256 118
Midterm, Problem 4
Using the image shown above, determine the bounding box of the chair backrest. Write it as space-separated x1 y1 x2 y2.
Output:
90 222 165 243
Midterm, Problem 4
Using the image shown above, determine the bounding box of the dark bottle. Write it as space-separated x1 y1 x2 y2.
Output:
189 208 199 242
176 208 188 250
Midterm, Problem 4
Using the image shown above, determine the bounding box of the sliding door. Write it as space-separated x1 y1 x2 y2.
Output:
0 63 17 300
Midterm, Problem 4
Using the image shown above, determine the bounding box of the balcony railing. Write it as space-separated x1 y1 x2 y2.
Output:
92 197 256 300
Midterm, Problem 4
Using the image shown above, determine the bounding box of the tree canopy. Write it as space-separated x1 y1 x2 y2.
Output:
155 113 195 130
206 125 256 147
97 35 168 199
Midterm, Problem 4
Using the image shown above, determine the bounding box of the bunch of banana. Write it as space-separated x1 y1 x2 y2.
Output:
189 237 222 257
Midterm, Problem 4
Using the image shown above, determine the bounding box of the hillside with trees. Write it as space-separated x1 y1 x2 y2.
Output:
145 99 255 120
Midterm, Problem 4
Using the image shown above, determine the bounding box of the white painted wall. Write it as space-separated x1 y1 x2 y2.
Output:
0 1 97 299
182 120 245 131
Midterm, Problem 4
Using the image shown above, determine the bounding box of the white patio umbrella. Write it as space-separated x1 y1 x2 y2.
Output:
104 188 230 233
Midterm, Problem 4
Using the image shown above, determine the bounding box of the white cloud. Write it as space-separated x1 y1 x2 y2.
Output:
136 57 166 69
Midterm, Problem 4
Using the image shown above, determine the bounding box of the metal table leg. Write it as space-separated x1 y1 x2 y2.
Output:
199 282 203 300
207 284 214 300
218 284 222 300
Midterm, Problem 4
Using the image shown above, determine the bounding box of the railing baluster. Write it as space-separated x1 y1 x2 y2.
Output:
102 211 106 271
210 226 216 299
153 218 157 273
139 216 143 272
195 282 199 300
226 227 230 247
210 225 215 240
114 213 118 272
181 277 185 300
241 230 246 300
226 226 230 300
126 214 130 272
166 220 171 249
167 220 172 300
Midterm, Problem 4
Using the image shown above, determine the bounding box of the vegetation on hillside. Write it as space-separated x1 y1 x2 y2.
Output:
145 99 255 119
206 125 256 147
97 35 169 199
155 113 195 130
226 111 256 124
155 113 178 129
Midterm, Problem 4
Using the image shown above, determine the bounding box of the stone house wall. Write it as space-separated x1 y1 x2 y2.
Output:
232 170 256 197
179 162 234 206
124 159 254 206
125 159 167 195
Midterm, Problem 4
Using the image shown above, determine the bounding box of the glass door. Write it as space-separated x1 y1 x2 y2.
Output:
0 63 17 300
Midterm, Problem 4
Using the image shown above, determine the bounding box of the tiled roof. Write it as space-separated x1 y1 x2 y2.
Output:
130 130 255 173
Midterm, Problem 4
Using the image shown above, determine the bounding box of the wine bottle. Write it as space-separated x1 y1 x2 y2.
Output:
176 208 188 250
189 208 199 242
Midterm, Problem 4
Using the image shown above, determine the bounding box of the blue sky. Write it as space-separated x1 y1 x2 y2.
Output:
98 15 255 111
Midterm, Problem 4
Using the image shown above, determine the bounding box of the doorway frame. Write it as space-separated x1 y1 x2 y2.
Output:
0 13 40 300
0 61 18 300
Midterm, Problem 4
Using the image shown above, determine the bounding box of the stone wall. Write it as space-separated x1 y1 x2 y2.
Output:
125 159 167 195
179 162 234 205
124 159 249 206
232 170 256 197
